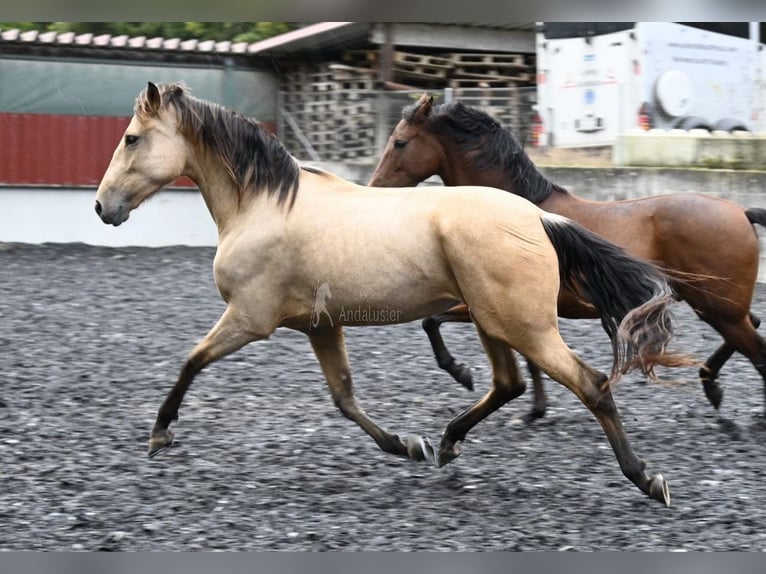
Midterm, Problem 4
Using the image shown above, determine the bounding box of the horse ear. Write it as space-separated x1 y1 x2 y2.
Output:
146 82 161 114
412 93 434 122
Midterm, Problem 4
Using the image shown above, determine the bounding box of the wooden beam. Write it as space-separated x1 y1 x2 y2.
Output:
377 22 394 84
370 23 535 54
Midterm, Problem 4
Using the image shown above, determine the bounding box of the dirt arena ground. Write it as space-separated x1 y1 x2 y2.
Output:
2 242 766 551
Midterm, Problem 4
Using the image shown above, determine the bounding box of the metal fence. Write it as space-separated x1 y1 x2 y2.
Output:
278 86 537 164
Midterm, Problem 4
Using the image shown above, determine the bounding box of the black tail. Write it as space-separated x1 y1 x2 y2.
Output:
540 214 692 382
746 208 766 227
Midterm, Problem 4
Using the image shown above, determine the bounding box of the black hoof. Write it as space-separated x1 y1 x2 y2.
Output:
522 408 546 425
702 379 723 410
444 362 473 391
148 428 175 458
436 441 462 468
449 363 474 391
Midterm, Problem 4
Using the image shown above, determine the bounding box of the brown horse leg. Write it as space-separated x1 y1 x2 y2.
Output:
531 338 670 505
309 325 435 462
437 326 526 466
422 304 474 390
449 319 669 504
710 314 766 415
522 360 548 423
149 305 258 456
700 312 762 409
700 343 735 410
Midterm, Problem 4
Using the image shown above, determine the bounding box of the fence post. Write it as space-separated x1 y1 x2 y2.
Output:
375 91 389 160
276 90 285 138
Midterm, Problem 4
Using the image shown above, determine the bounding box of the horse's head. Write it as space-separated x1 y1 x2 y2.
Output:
95 82 189 226
368 93 445 188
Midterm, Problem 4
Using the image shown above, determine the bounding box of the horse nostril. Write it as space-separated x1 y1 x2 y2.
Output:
94 200 102 216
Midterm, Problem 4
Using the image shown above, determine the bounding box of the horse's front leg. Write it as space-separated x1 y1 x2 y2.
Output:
148 305 262 456
309 325 435 463
422 304 474 390
437 326 526 467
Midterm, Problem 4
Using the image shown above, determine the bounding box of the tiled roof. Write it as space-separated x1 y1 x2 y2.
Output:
0 27 254 54
0 22 535 57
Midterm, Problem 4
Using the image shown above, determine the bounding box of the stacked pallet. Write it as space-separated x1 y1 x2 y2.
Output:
343 49 535 89
444 52 534 88
279 49 536 161
280 63 378 161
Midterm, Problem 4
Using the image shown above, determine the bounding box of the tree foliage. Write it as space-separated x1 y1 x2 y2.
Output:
0 22 296 43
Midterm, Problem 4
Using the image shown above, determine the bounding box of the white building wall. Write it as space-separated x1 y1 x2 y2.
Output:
0 188 217 247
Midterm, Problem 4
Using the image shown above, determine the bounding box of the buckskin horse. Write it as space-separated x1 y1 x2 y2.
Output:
95 82 692 505
369 93 766 421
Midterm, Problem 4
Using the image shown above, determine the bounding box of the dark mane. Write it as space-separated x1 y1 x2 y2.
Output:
137 82 301 209
419 101 565 204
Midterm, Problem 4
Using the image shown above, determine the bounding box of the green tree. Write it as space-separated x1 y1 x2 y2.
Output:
0 22 296 43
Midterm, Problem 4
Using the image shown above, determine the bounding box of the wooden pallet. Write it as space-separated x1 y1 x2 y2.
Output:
394 66 448 81
328 63 376 79
454 67 534 79
343 50 378 65
338 129 375 142
445 52 528 67
334 80 376 92
334 101 373 115
335 115 375 128
392 51 453 69
448 76 533 89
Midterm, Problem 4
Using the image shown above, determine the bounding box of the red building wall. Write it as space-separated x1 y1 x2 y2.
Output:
0 113 196 187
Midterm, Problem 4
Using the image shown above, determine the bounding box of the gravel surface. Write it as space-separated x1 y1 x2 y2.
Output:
2 242 766 551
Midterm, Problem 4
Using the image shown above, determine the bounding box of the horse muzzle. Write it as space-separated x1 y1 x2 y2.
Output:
94 199 129 226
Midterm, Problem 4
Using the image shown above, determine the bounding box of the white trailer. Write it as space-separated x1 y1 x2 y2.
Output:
535 22 764 147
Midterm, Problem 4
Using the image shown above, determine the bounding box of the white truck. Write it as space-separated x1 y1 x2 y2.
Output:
534 22 764 147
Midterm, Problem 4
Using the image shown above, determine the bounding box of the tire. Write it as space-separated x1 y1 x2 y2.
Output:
712 118 749 132
671 116 711 131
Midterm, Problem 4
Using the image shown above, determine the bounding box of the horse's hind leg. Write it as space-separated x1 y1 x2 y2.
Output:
526 334 670 505
700 342 735 410
700 312 761 409
422 304 474 390
523 360 548 423
437 326 526 466
149 305 260 456
309 325 434 462
437 327 669 505
708 314 766 415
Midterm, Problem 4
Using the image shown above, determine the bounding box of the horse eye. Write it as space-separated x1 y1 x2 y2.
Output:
393 139 408 149
124 134 140 147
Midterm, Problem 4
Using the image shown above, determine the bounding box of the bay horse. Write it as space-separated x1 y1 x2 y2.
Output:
95 82 690 505
369 93 766 420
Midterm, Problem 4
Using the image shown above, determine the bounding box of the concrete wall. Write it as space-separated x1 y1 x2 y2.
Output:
314 160 766 209
3 165 766 282
540 166 766 206
0 188 216 247
615 130 766 170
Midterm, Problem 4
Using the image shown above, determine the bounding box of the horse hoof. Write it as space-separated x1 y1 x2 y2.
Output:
437 441 462 468
647 473 671 507
703 381 723 410
148 429 175 458
522 408 546 424
451 364 474 391
405 435 435 465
